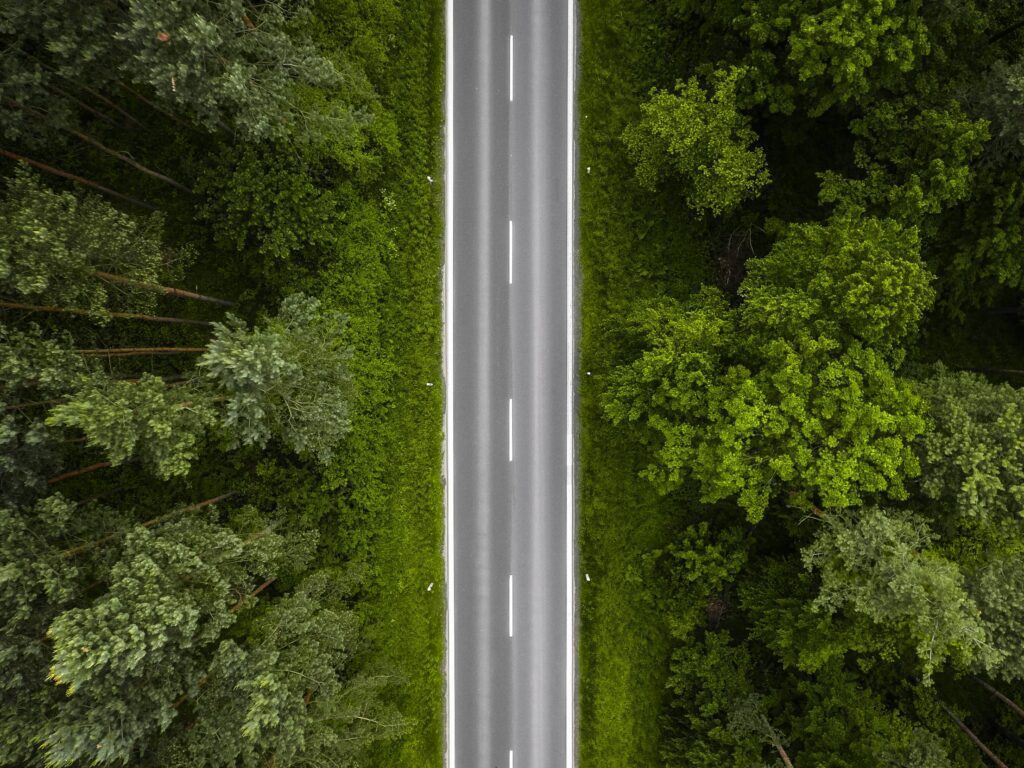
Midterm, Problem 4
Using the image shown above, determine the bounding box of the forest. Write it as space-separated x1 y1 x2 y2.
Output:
578 0 1024 766
0 1 444 766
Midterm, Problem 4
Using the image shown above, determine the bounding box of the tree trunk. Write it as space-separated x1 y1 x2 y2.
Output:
230 577 276 612
65 128 191 192
774 742 795 768
47 461 111 485
0 149 156 209
60 492 236 557
3 100 189 191
988 18 1024 45
116 81 199 131
76 346 205 357
974 676 1024 722
93 271 232 306
0 300 212 327
45 84 119 128
939 702 1009 768
4 398 64 412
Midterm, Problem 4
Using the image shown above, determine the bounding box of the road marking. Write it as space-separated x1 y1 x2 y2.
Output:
510 749 514 768
508 398 514 462
566 0 577 762
509 220 514 284
508 574 514 637
509 35 514 102
443 0 454 762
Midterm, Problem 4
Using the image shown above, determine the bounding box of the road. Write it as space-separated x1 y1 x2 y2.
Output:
445 0 574 765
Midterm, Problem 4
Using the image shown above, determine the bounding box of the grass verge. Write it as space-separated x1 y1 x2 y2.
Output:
319 0 446 764
576 0 708 764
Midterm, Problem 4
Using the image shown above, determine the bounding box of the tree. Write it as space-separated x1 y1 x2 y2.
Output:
660 631 763 767
801 507 995 679
0 0 378 147
0 495 85 764
623 67 769 216
149 569 405 767
727 693 794 767
0 167 178 318
739 214 934 356
48 373 218 480
42 511 313 765
646 522 749 637
914 367 1024 524
971 555 1024 682
681 0 932 115
43 294 353 478
819 98 989 226
198 293 353 464
604 213 931 520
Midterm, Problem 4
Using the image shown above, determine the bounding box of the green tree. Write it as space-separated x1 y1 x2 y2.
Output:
819 98 989 225
604 213 931 520
801 507 995 679
971 554 1024 682
48 373 218 480
150 569 405 767
0 495 84 764
682 0 932 115
623 67 769 216
199 293 352 464
0 167 175 318
914 367 1024 524
739 214 934 355
42 511 312 765
727 693 794 767
0 0 379 147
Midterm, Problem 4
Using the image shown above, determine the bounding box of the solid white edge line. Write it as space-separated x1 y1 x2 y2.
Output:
509 34 514 102
510 749 514 768
509 219 514 285
508 574 514 637
444 0 454 762
566 0 576 763
508 398 514 462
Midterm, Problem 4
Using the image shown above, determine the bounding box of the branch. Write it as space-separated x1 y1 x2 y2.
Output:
0 149 156 209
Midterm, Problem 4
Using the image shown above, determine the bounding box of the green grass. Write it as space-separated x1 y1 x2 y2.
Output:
354 1 447 764
575 0 708 765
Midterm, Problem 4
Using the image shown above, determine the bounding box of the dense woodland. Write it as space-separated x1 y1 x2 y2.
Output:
0 1 445 766
580 0 1024 766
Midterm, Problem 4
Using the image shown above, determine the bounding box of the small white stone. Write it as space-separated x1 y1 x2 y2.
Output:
427 175 434 183
427 582 434 592
426 382 434 387
586 371 591 376
586 166 591 174
585 573 591 582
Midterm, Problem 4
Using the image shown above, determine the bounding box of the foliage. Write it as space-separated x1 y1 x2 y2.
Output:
0 167 172 317
199 293 352 464
915 367 1024 523
603 213 931 519
580 0 1024 764
0 0 376 147
43 513 309 765
48 373 218 480
819 98 989 226
802 507 993 678
623 67 769 216
739 214 934 355
150 569 405 767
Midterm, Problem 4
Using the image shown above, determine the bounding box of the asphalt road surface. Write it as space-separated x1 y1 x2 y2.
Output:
445 0 574 765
